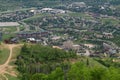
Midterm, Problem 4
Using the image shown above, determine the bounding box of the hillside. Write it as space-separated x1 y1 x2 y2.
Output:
0 0 120 11
0 43 120 80
0 0 120 80
15 44 120 80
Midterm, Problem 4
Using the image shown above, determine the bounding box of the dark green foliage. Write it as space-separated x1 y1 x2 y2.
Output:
16 44 76 80
31 73 48 80
94 58 120 68
16 44 120 80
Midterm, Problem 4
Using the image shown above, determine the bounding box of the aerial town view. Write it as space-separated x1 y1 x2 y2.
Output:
0 0 120 80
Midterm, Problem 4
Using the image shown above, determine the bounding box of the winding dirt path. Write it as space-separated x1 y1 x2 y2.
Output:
0 45 16 74
0 44 23 80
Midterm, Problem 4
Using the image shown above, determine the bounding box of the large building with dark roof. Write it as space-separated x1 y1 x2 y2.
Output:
17 31 49 39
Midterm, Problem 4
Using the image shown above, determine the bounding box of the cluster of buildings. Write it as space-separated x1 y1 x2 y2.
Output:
30 8 66 15
1 30 49 44
94 32 114 39
0 10 34 22
52 40 92 56
103 43 118 54
68 2 86 8
103 32 114 39
17 30 49 39
62 40 79 51
40 8 66 14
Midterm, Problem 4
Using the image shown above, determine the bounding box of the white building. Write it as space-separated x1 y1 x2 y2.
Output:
40 8 66 14
69 2 86 8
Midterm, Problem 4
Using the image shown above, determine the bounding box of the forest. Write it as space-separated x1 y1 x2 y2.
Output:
16 44 120 80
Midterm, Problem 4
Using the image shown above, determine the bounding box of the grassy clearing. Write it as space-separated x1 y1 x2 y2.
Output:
68 12 93 19
23 13 51 21
101 18 120 25
9 46 21 66
23 12 93 22
5 26 17 32
2 33 15 40
11 46 21 60
78 57 106 68
0 26 17 40
109 36 120 47
19 25 25 31
0 26 17 32
6 74 20 80
89 58 106 68
0 47 9 65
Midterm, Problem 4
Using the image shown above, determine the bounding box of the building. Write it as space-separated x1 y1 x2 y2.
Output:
40 8 66 14
63 40 74 50
103 43 117 54
69 2 86 8
103 32 114 39
51 36 61 41
4 37 19 44
72 45 80 52
62 40 81 52
17 30 49 39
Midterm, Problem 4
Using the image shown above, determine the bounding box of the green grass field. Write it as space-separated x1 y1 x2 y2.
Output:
9 46 21 66
101 18 120 25
0 26 17 32
2 33 16 40
6 74 20 80
0 48 9 65
23 13 52 22
68 12 93 19
19 25 25 31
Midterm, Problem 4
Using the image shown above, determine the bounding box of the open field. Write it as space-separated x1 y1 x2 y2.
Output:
23 13 52 21
0 26 17 32
2 33 15 40
6 74 20 80
68 12 94 19
0 45 9 65
100 18 120 25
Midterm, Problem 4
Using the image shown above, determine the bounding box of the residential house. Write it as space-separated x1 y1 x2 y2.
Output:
63 40 74 50
103 32 114 39
103 43 117 54
69 2 86 8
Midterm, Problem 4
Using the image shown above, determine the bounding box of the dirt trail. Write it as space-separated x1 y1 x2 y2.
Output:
0 45 16 73
2 74 8 80
0 44 23 80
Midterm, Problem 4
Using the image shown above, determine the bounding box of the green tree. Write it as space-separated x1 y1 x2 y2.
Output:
48 67 64 80
31 73 48 80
